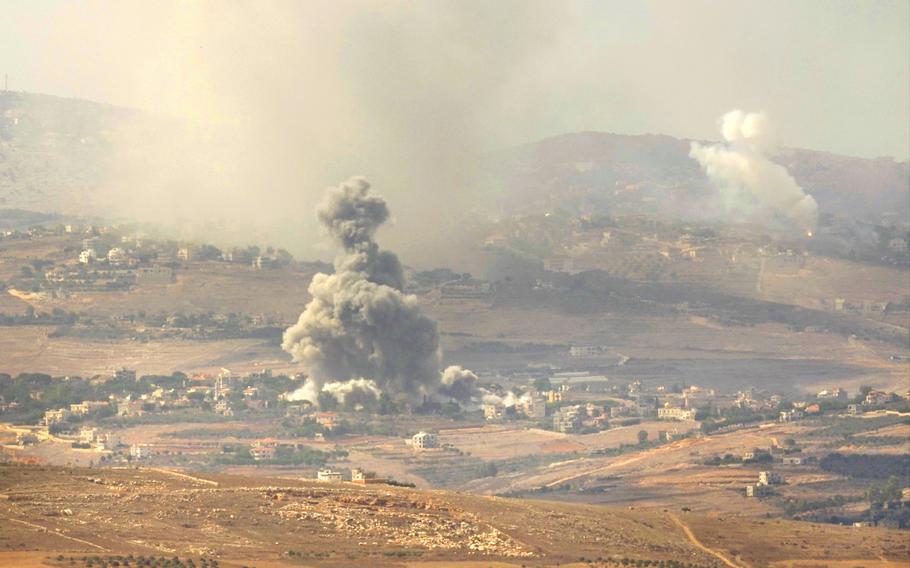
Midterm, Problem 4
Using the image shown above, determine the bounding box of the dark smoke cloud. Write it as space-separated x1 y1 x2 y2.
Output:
438 365 480 404
282 178 442 402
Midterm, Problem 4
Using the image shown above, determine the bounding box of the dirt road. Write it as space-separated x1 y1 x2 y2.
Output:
668 513 745 568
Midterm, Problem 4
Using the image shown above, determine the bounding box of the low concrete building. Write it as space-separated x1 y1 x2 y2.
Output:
130 444 152 460
135 266 174 284
315 412 338 430
553 405 582 433
78 249 97 264
520 396 547 419
16 432 39 446
407 431 439 449
758 471 783 486
864 391 892 406
657 406 697 421
250 446 276 461
43 408 70 425
69 400 109 416
483 403 503 421
351 467 387 485
779 410 803 423
317 469 342 482
214 399 234 416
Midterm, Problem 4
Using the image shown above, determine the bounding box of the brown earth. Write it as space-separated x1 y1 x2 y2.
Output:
0 464 908 567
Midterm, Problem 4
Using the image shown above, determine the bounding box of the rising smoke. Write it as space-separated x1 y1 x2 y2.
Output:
438 365 480 404
283 177 478 407
690 110 819 233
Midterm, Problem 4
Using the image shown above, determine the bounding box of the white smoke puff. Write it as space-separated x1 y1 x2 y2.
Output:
322 378 381 404
481 390 530 408
282 177 442 403
285 377 380 408
690 110 818 233
286 378 320 403
438 365 479 403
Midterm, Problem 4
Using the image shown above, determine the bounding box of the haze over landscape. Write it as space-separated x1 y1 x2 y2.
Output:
0 2 908 568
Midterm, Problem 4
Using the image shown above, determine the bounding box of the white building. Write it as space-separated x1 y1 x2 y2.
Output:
43 408 70 425
317 469 342 482
657 406 697 421
779 410 803 423
135 266 174 284
525 397 547 419
569 345 605 357
130 444 152 460
553 405 582 433
79 249 97 264
758 471 783 486
483 403 503 421
107 247 127 263
407 431 439 449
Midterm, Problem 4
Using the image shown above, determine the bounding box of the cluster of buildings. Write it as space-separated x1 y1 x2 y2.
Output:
483 393 548 422
746 470 784 497
77 427 119 451
552 403 610 433
316 467 388 485
43 399 111 426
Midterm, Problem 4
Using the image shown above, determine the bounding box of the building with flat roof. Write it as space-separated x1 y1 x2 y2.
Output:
407 431 439 449
317 469 342 482
351 467 387 485
657 406 697 421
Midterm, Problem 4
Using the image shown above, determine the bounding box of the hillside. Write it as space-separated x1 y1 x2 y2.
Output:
1 92 908 228
0 464 907 567
481 131 910 224
0 91 140 213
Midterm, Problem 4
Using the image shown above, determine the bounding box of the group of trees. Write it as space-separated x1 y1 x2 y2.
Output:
819 452 910 479
699 405 779 434
0 306 80 326
866 476 905 506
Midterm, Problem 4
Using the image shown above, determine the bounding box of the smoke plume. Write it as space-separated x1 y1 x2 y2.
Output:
438 365 480 403
283 177 444 404
690 110 819 233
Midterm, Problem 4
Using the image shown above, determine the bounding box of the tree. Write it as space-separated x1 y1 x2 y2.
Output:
533 377 552 392
197 244 222 261
637 430 649 445
866 476 903 506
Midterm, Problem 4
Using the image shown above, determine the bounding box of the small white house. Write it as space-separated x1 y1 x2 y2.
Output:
317 469 342 482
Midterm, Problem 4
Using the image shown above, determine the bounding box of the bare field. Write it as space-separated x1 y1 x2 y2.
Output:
1 464 907 567
759 256 910 312
437 422 699 462
35 263 317 320
0 326 294 377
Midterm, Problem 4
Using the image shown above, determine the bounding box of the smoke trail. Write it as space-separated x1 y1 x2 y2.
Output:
282 177 443 404
690 110 819 233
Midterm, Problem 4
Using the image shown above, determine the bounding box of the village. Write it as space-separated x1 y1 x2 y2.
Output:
2 357 908 528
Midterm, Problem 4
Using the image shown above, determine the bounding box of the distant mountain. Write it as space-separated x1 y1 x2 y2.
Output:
0 91 141 213
2 92 908 227
481 131 910 225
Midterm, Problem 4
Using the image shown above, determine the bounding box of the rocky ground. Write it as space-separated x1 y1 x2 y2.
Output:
0 464 907 567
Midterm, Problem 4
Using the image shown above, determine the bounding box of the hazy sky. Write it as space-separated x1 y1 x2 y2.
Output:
1 0 908 264
3 0 907 160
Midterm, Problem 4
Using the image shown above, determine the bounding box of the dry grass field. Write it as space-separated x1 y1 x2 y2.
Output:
0 464 907 568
